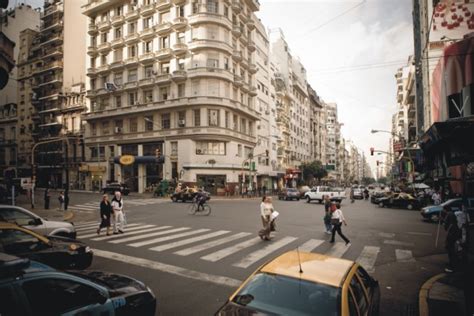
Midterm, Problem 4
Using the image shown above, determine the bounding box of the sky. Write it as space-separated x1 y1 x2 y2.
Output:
256 0 414 177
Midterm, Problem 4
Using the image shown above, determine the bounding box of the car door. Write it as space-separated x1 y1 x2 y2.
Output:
20 276 114 316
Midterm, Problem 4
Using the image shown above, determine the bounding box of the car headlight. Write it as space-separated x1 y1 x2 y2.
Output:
85 246 91 253
69 244 78 251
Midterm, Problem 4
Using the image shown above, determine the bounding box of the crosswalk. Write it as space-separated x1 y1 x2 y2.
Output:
69 199 164 212
74 221 417 272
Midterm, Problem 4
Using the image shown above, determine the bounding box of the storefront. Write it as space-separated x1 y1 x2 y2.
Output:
196 174 226 195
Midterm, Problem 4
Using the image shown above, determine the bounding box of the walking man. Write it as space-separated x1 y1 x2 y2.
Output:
111 191 125 234
44 188 50 210
329 203 351 245
58 191 64 211
323 195 332 234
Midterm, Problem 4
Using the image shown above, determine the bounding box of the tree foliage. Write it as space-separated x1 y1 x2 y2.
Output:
301 161 328 185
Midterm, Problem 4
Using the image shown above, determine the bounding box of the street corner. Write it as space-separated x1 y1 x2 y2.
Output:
63 210 74 221
419 272 466 316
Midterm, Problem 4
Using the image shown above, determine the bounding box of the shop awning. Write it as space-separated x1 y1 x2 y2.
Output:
113 156 164 165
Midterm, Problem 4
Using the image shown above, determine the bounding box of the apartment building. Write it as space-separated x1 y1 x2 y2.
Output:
0 5 40 178
307 84 325 164
82 0 260 194
324 102 340 181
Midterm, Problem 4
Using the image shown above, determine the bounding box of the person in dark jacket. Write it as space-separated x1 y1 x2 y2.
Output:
44 188 50 209
441 205 461 272
97 194 112 236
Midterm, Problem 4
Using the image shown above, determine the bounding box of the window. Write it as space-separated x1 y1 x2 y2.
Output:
208 109 219 126
128 69 137 82
207 0 218 13
159 87 169 100
113 49 123 62
178 5 185 17
240 118 246 134
162 113 171 129
22 278 102 315
177 58 185 70
115 5 122 16
144 90 153 103
114 27 122 39
0 208 34 226
160 36 169 49
196 141 225 155
224 57 229 70
225 111 230 128
128 92 137 105
143 16 153 29
177 32 185 44
128 44 138 57
160 62 170 74
194 109 201 126
102 121 110 134
178 83 185 97
177 111 186 127
144 116 154 131
101 55 107 65
144 65 154 78
171 141 178 156
129 118 138 132
350 275 368 315
233 114 238 131
91 122 97 136
237 144 242 157
348 289 359 316
357 268 374 297
114 119 123 130
128 22 136 34
101 32 107 43
144 40 153 53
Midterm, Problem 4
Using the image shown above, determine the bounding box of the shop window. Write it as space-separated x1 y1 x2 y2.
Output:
196 141 225 155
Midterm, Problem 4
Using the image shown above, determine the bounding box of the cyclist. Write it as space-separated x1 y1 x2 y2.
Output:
194 189 208 212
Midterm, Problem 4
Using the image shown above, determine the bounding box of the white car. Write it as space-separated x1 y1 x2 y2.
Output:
304 186 346 204
0 205 76 239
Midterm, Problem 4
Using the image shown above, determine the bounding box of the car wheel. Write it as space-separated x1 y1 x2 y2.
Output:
306 196 311 203
407 204 414 210
172 196 178 202
378 202 384 208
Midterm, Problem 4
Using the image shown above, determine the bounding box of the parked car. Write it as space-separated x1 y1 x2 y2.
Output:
216 251 380 315
102 182 130 196
421 198 474 222
170 188 210 203
304 186 346 203
0 205 76 239
377 193 422 210
0 253 156 316
278 188 300 201
371 191 388 204
0 222 92 270
352 188 364 200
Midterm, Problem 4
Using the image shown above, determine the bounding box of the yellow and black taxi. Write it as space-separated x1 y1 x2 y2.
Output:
0 222 92 270
216 251 380 316
0 253 156 316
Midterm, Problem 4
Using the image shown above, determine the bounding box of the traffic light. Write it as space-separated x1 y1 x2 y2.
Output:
370 147 374 156
155 148 161 158
265 150 269 157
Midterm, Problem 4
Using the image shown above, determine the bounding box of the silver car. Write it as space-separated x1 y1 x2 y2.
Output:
0 205 76 239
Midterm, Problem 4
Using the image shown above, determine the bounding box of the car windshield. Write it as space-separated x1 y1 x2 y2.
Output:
231 273 341 316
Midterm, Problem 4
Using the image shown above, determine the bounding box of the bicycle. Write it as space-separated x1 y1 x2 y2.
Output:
188 199 211 216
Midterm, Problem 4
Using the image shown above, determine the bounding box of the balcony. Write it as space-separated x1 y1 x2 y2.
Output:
172 43 188 54
39 76 63 87
155 48 172 60
171 70 187 81
241 58 248 69
97 42 111 52
248 40 256 52
232 50 242 61
232 25 241 37
232 0 241 13
96 64 110 74
140 3 155 16
157 0 171 11
125 32 140 43
36 61 63 74
139 52 155 64
43 47 63 59
97 19 111 31
155 22 172 35
188 13 232 29
172 17 187 30
247 19 256 30
248 0 260 12
86 67 97 76
125 8 140 21
111 15 125 26
187 67 234 82
124 57 139 67
123 81 139 90
40 33 63 47
110 61 124 70
234 75 243 87
172 0 186 3
42 3 63 18
110 38 124 49
249 85 257 96
38 92 61 101
140 27 155 39
42 20 63 32
155 73 172 84
139 77 155 87
188 39 233 54
249 63 257 74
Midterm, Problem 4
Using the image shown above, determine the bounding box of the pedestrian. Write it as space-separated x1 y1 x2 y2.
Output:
44 188 50 209
323 195 332 234
111 191 125 234
234 184 239 197
329 202 350 245
262 185 267 196
432 191 442 205
259 196 274 241
224 183 230 197
97 194 112 236
441 205 461 273
58 191 64 211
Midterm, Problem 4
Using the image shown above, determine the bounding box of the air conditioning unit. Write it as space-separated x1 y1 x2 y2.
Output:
257 125 261 129
196 149 202 154
114 127 122 133
178 120 185 127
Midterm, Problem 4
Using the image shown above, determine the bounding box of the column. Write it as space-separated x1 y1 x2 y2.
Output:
116 145 122 183
138 144 145 193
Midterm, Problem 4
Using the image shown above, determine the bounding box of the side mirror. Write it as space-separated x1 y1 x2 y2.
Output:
29 218 42 226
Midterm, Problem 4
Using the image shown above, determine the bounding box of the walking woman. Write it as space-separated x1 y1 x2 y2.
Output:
111 191 125 234
330 203 351 246
259 196 274 241
97 194 112 236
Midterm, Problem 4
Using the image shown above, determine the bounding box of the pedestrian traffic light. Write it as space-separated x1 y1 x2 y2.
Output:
370 147 374 156
155 148 161 158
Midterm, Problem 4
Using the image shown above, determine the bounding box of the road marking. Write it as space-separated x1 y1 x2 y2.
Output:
174 232 252 256
384 240 414 247
128 229 211 248
326 242 351 258
109 227 191 244
74 221 98 226
71 206 97 211
93 249 242 288
74 222 99 229
298 239 325 252
201 237 262 262
91 226 172 241
406 231 432 236
76 223 141 233
233 236 298 269
78 224 154 239
395 249 415 262
356 246 380 273
149 230 230 252
379 232 395 238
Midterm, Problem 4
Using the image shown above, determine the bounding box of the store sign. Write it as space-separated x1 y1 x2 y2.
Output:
119 155 135 165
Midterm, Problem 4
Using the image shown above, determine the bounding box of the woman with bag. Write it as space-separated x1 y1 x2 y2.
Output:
259 196 274 241
329 203 351 246
97 194 112 236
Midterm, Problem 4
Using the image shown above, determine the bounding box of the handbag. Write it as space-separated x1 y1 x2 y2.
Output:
330 218 340 225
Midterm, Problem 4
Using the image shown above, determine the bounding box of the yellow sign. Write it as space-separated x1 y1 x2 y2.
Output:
119 155 135 165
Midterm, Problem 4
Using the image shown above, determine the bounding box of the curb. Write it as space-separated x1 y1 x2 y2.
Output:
419 273 446 316
63 211 75 221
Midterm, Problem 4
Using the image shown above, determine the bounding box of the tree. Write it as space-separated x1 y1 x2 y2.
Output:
361 177 376 186
301 160 328 185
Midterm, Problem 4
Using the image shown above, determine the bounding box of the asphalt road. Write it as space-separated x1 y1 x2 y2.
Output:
65 195 448 315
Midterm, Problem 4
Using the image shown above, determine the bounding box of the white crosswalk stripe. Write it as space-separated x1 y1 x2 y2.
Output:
326 242 351 258
109 227 191 244
201 237 263 262
298 239 325 252
76 223 142 233
395 249 415 262
69 199 164 213
150 230 230 252
233 236 298 268
92 226 172 241
78 224 154 239
129 229 211 248
74 222 99 229
356 246 380 273
174 232 252 256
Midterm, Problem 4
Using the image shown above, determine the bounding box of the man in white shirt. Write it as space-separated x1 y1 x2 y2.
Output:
111 191 125 234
